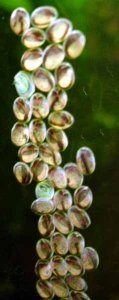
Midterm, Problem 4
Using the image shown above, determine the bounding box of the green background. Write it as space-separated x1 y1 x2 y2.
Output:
0 0 119 299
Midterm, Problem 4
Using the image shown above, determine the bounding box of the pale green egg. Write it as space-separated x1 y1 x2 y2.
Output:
35 179 54 200
14 71 35 98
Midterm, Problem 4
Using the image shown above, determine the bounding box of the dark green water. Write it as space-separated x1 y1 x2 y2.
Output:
0 0 119 299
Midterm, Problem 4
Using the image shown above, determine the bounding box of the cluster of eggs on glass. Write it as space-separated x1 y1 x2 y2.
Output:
10 6 99 300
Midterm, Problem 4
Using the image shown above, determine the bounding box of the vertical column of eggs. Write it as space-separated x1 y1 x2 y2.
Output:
10 6 99 300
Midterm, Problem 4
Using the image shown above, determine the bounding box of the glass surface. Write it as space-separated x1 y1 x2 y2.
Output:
0 0 119 300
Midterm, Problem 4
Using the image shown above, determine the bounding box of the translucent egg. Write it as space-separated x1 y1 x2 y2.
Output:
46 128 68 152
39 143 62 166
14 71 35 98
51 276 69 298
53 212 73 235
47 18 72 43
36 279 54 298
48 110 74 130
76 147 96 175
13 162 33 185
31 6 58 29
66 275 88 291
10 7 30 35
43 44 65 70
64 30 86 59
21 27 46 48
48 166 67 189
53 189 72 211
53 255 68 276
31 198 54 214
21 48 43 71
68 231 85 255
11 122 29 146
29 119 47 144
66 255 83 276
70 291 91 300
31 158 48 181
18 142 39 163
68 206 91 229
38 214 55 237
48 87 68 111
74 186 93 210
36 238 53 260
51 232 68 255
35 259 53 280
64 163 84 189
13 97 31 122
30 93 49 119
34 67 55 93
35 179 54 200
82 247 99 270
56 62 75 90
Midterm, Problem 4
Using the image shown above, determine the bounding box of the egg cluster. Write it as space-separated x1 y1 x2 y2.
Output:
10 6 99 300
